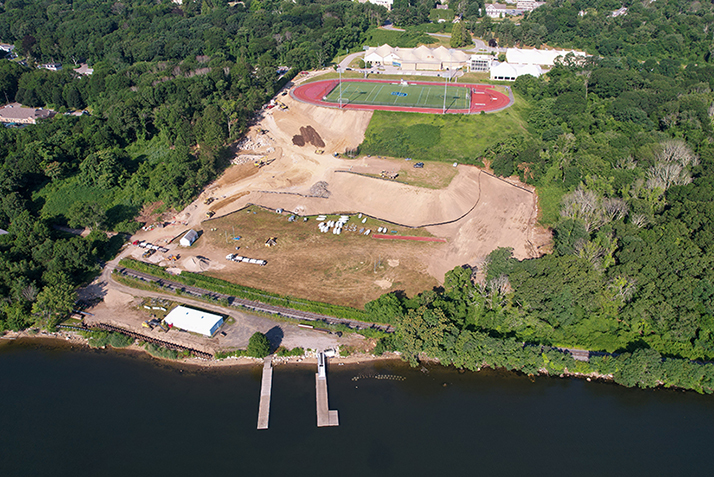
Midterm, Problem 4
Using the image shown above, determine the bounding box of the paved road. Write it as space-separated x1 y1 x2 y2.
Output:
381 23 404 32
338 51 366 70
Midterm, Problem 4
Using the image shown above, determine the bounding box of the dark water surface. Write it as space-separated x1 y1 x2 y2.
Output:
1 339 713 476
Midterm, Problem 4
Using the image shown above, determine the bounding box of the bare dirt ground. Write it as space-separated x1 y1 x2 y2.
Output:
79 268 360 356
129 71 551 307
200 206 439 308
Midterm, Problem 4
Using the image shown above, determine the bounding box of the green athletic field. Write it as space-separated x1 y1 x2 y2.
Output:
323 81 470 110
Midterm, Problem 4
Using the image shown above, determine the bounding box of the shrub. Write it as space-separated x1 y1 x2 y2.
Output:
143 342 179 359
247 332 271 358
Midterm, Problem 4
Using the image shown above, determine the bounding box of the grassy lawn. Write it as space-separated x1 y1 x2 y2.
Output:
359 92 532 164
341 158 459 189
396 161 459 188
363 28 437 48
535 182 566 226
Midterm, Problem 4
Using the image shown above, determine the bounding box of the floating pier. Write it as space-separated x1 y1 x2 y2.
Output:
316 350 339 427
257 355 273 430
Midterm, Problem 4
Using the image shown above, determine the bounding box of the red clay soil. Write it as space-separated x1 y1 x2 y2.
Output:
291 79 511 114
372 234 448 242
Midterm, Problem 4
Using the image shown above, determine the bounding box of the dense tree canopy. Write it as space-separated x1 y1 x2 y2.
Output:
364 1 714 393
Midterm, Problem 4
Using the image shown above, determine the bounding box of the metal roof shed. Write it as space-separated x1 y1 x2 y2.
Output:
180 229 199 247
164 306 224 337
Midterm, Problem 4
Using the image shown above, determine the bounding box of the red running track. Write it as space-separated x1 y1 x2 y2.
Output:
291 78 511 114
372 234 447 242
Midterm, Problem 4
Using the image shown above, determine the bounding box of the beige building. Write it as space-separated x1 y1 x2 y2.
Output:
0 103 57 124
364 45 470 71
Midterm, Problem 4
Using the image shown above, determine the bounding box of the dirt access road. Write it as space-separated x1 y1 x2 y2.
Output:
133 70 550 293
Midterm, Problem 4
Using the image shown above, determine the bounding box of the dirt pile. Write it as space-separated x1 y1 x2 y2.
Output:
309 181 331 198
183 256 210 272
292 125 325 148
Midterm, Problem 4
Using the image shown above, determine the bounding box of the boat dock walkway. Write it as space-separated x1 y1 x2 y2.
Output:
257 355 273 430
316 350 339 427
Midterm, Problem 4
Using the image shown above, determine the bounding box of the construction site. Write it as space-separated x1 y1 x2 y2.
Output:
128 70 551 309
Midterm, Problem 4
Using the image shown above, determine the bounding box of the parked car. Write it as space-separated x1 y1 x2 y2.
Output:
414 162 424 168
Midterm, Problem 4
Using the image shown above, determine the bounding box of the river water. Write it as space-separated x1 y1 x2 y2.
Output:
1 339 713 476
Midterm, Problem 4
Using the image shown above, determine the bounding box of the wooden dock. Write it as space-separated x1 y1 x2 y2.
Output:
257 355 273 430
316 351 339 427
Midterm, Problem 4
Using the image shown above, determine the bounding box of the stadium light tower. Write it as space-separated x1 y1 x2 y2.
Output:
338 67 343 109
443 69 448 114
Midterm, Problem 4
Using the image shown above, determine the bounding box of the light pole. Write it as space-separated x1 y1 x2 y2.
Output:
338 67 343 108
443 68 448 114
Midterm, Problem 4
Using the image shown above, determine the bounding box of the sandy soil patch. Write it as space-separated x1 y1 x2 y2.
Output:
104 289 133 308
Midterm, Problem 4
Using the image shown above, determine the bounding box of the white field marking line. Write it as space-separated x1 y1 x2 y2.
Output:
416 85 425 106
337 84 352 103
393 83 407 105
370 84 386 104
330 84 350 103
348 84 363 103
350 84 364 103
424 87 431 107
367 84 386 104
361 83 377 103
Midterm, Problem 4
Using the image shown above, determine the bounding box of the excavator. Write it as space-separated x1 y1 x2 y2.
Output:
254 158 276 168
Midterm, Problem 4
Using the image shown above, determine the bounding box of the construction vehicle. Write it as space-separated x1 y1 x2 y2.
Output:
203 197 214 205
315 149 324 154
254 158 275 168
265 237 277 247
206 211 215 218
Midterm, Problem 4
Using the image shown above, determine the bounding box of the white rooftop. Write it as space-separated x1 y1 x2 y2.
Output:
164 305 224 337
506 47 587 66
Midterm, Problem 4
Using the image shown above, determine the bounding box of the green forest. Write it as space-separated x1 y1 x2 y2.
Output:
364 1 714 392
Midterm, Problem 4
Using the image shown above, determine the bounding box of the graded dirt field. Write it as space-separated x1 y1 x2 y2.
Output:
131 71 550 308
199 206 439 308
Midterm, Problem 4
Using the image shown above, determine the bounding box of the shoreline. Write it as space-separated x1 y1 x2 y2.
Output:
0 329 403 369
0 330 643 390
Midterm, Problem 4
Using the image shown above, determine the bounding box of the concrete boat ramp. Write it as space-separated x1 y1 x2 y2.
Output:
257 350 339 429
